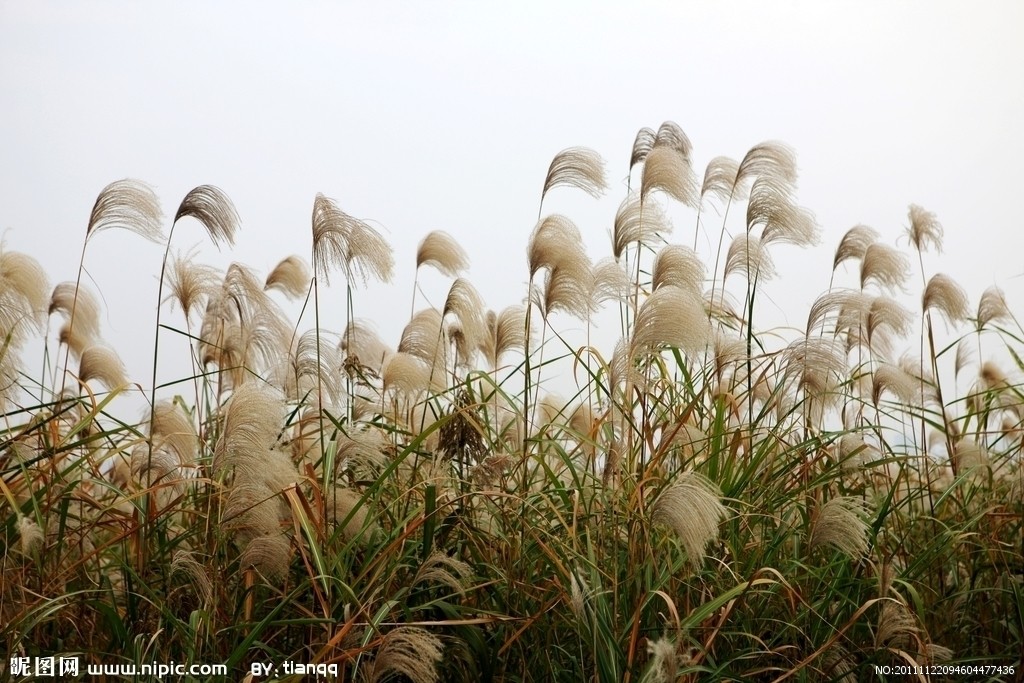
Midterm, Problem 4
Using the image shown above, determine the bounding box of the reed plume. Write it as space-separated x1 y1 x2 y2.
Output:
976 285 1011 329
630 285 711 361
808 496 871 557
860 243 910 292
164 250 220 322
651 244 705 294
612 193 672 261
833 224 880 270
78 344 129 390
735 140 797 189
443 278 486 368
725 234 775 281
478 306 527 369
906 204 943 253
748 175 819 249
630 126 657 171
265 255 312 300
311 193 394 286
652 471 726 568
640 146 699 208
341 319 393 373
591 258 631 305
173 185 240 248
86 179 165 244
0 249 48 405
50 282 101 354
700 156 741 204
366 626 444 683
922 273 969 327
416 230 469 277
541 146 608 201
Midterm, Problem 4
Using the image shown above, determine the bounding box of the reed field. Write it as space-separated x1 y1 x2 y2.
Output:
1 123 1021 681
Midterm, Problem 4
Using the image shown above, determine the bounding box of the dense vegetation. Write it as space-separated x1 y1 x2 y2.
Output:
2 123 1021 681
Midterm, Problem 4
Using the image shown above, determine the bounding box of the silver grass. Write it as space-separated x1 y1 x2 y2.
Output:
264 255 311 299
134 401 197 486
17 516 43 554
876 600 918 650
867 296 914 346
640 146 699 208
327 486 379 542
780 337 848 405
725 233 775 281
651 244 705 294
164 251 220 322
979 361 1009 390
568 571 590 619
311 193 394 286
366 626 444 683
652 471 727 568
477 305 527 369
341 319 393 373
976 285 1011 329
217 383 286 475
443 278 487 367
239 532 291 581
860 243 909 292
897 355 939 406
653 121 693 159
906 204 943 253
735 141 798 190
49 282 101 346
170 550 213 606
630 127 657 170
279 329 343 403
0 249 50 324
922 273 969 327
542 146 608 200
701 156 742 203
533 261 595 321
591 258 631 305
86 179 165 244
954 338 974 379
416 230 469 277
611 193 673 260
806 289 868 336
631 285 711 361
382 352 437 397
747 175 819 249
871 363 921 406
641 637 680 683
704 285 741 324
527 214 585 277
953 439 991 474
78 344 128 390
833 224 880 270
173 185 239 248
336 427 388 479
808 496 871 558
838 433 879 470
712 332 747 383
415 550 473 594
399 308 447 369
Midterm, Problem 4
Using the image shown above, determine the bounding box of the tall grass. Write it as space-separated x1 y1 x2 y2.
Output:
2 124 1022 682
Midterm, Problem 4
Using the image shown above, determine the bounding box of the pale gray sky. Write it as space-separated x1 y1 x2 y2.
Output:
2 1 1022 408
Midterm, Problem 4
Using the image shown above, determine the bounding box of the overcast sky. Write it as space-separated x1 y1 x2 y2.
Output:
1 1 1022 410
